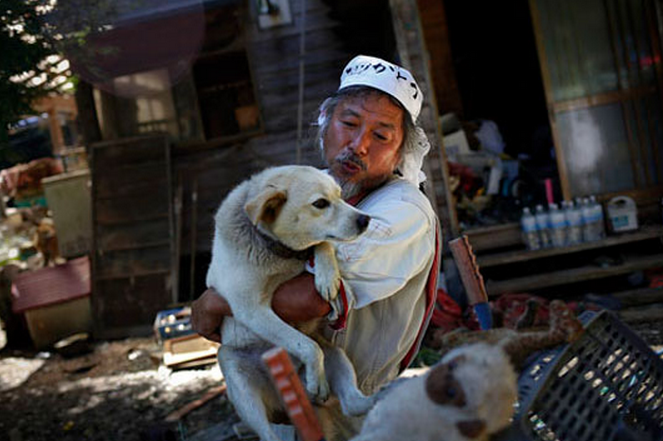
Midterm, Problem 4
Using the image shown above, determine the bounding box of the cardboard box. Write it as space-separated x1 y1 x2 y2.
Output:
11 257 91 349
163 334 219 368
442 130 471 161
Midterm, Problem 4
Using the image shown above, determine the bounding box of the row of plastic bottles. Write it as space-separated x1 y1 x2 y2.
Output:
520 196 606 251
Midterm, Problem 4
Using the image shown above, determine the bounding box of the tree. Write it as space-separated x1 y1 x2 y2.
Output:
0 0 57 147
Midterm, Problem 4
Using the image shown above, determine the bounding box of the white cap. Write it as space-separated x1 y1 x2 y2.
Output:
339 55 423 123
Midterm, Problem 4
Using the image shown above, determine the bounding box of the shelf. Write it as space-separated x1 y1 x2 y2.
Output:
477 225 663 269
485 253 663 297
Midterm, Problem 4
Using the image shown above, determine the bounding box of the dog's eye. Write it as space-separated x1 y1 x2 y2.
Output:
312 198 330 209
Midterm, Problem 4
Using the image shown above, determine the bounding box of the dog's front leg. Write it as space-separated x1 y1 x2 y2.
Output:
237 306 329 401
313 242 340 303
324 345 375 417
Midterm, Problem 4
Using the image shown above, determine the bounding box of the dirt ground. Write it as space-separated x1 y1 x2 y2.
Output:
1 319 662 441
0 336 241 441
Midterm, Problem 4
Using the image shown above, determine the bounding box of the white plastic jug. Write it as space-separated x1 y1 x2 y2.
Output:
606 196 638 233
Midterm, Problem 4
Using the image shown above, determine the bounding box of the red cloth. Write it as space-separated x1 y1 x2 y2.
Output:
492 293 552 329
0 157 64 197
400 228 440 370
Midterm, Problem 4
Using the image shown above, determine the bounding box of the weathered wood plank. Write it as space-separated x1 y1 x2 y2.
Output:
94 174 170 199
477 225 663 268
95 192 170 224
94 171 168 200
91 134 174 338
389 0 458 238
92 135 169 166
619 305 663 324
95 245 172 280
95 273 171 328
486 253 663 297
612 287 663 307
96 218 171 251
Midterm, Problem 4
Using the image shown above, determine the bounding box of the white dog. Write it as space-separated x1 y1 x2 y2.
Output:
206 165 373 441
351 343 518 441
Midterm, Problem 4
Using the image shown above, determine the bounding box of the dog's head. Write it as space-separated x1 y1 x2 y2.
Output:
35 219 57 243
244 166 370 250
424 343 518 441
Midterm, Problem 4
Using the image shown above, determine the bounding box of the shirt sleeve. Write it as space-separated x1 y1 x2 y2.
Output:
334 195 434 310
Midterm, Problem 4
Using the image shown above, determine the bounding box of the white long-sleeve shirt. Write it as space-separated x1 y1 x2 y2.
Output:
311 176 439 394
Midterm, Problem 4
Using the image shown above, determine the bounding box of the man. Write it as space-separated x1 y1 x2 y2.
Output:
192 54 440 435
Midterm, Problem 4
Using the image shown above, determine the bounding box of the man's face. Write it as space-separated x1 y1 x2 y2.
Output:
323 93 405 198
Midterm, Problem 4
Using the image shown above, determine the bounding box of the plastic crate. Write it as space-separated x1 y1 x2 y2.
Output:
153 307 193 343
495 311 663 441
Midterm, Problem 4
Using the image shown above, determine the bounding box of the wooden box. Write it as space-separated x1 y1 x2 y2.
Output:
11 257 92 349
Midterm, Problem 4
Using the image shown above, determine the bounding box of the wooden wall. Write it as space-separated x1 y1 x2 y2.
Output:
84 0 456 305
174 0 404 256
90 135 174 337
416 0 463 118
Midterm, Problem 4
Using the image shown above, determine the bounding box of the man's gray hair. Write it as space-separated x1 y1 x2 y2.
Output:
315 86 418 170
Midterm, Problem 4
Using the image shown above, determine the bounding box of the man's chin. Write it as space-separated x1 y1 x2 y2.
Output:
338 179 363 201
336 174 392 201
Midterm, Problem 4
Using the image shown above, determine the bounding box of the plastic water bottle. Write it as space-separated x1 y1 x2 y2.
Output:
564 200 583 245
520 207 541 250
549 203 567 248
535 204 552 248
581 197 600 241
589 195 606 239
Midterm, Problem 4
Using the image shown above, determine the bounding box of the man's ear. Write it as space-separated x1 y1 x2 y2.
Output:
244 187 287 226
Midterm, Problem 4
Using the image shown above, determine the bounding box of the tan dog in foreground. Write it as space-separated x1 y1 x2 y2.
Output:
352 343 518 441
351 300 584 441
206 166 373 441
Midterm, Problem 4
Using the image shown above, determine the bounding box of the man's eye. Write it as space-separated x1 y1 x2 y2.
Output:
312 199 330 209
342 120 357 127
374 132 388 141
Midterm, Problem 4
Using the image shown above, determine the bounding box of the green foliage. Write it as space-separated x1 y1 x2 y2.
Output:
410 346 443 368
0 0 56 143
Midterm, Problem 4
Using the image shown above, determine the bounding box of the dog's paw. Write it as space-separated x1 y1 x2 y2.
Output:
341 394 376 417
315 270 341 303
306 371 330 403
314 242 340 302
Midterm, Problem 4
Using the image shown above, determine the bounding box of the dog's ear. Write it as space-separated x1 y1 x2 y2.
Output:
456 419 486 439
425 355 467 407
244 187 287 225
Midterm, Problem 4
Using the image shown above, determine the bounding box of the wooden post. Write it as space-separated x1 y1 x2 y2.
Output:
74 80 102 146
389 0 460 240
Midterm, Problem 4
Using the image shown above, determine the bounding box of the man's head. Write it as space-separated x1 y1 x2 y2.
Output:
316 55 429 199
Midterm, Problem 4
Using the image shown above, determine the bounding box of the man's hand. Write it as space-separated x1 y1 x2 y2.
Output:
192 274 332 343
191 288 231 343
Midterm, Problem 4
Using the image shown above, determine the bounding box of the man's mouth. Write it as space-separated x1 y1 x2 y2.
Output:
340 160 362 174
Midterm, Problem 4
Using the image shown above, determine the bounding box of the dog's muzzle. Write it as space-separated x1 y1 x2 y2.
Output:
356 214 371 233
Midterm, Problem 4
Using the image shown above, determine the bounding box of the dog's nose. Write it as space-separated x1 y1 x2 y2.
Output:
356 214 371 232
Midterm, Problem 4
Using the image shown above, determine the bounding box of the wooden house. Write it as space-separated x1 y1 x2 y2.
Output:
74 0 453 337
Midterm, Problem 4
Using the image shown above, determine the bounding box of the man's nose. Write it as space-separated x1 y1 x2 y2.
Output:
349 128 370 156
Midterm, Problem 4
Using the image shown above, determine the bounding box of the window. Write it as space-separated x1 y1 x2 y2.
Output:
192 50 260 140
91 3 261 145
532 0 663 198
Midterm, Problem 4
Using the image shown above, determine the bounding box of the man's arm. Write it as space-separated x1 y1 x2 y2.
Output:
191 273 332 342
